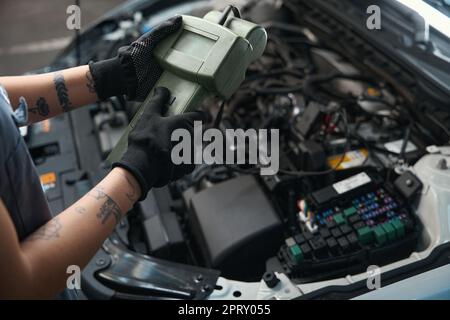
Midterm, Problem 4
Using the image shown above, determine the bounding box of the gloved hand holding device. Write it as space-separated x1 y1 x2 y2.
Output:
89 16 183 101
112 87 206 200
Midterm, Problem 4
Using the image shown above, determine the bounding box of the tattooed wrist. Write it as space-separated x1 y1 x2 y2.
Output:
86 70 96 94
89 187 123 225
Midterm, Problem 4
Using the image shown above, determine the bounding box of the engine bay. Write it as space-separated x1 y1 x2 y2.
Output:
26 0 450 299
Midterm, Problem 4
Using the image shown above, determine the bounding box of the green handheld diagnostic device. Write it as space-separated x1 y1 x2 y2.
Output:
107 8 268 164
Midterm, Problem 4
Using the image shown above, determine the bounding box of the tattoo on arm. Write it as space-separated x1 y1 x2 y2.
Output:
53 73 74 112
75 206 87 214
28 97 50 117
25 217 62 241
117 171 139 202
86 70 96 94
89 188 122 224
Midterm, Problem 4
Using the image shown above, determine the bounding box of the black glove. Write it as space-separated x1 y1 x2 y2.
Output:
89 16 182 101
112 87 207 201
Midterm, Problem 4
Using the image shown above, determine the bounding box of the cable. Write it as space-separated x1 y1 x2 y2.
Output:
230 6 241 18
218 5 241 25
253 85 303 96
244 69 304 82
213 100 227 128
399 125 411 160
303 72 377 104
262 22 309 36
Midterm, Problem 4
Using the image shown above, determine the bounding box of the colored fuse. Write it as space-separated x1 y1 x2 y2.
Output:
382 223 396 242
344 207 357 218
357 226 374 245
374 226 387 246
289 244 303 264
333 213 346 225
391 219 405 238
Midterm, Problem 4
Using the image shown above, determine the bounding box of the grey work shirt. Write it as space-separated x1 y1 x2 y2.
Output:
0 86 79 299
0 86 52 240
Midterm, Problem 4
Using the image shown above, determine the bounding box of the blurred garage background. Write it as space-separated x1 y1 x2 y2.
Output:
0 0 126 75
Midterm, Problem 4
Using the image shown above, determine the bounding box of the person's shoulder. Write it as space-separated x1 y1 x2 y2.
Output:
0 85 11 105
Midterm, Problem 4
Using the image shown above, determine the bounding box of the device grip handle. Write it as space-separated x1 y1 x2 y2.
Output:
106 72 207 164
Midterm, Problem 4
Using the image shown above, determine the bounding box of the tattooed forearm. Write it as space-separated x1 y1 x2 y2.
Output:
86 70 96 94
53 73 74 112
25 217 62 241
28 97 50 117
116 171 139 202
89 188 122 224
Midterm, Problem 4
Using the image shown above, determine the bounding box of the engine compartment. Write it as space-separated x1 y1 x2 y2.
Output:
26 0 450 299
132 0 449 283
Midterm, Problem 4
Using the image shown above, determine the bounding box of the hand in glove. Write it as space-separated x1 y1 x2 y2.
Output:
89 16 182 101
112 87 207 200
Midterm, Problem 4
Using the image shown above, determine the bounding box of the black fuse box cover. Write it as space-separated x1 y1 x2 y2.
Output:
189 175 283 280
